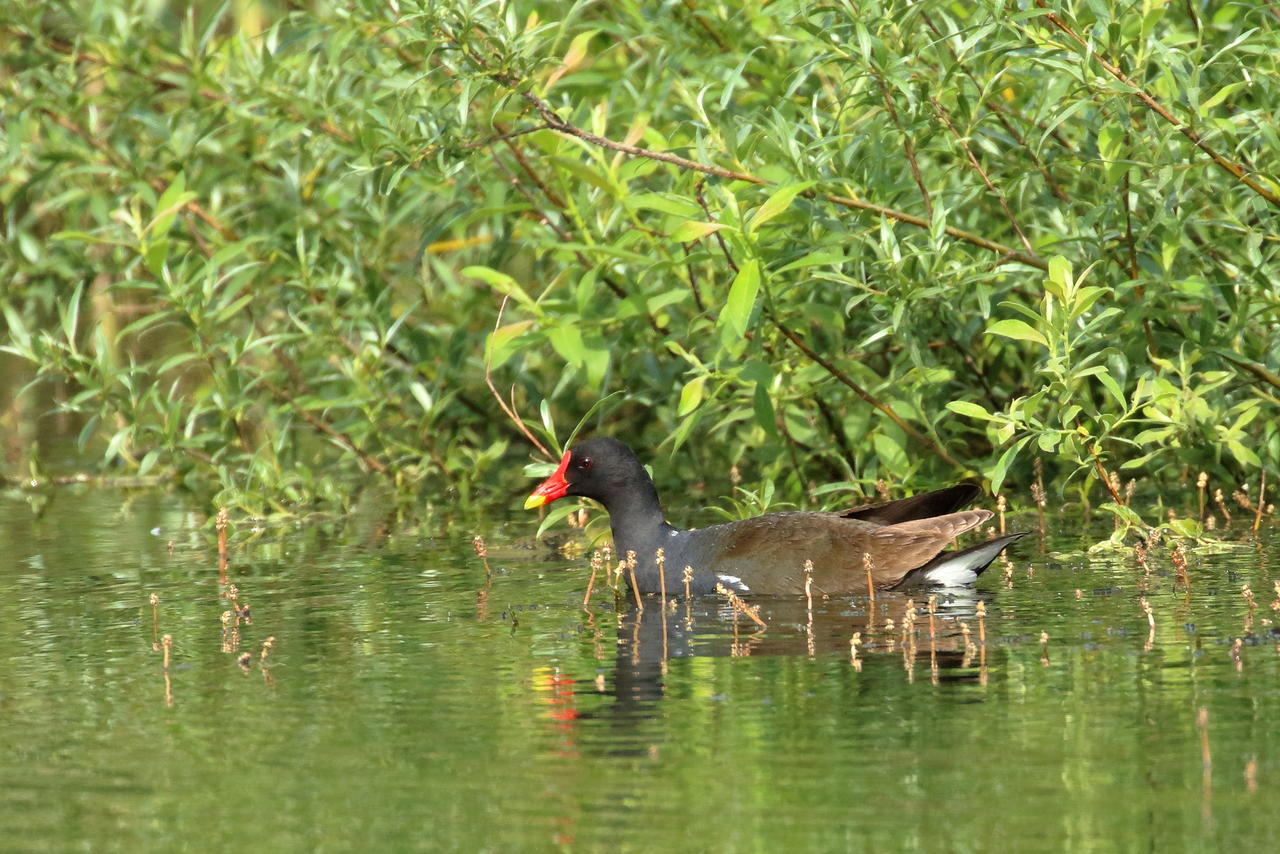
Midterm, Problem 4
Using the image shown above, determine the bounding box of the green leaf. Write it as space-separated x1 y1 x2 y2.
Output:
1096 371 1126 409
59 280 85 353
463 266 540 314
748 181 813 231
485 320 535 369
718 259 761 341
627 193 701 217
1046 255 1072 300
408 382 434 412
872 432 908 477
1166 518 1203 538
753 383 777 438
1198 81 1246 116
1225 440 1261 467
945 400 994 421
535 500 592 539
669 220 729 242
986 319 1048 347
677 375 706 416
988 435 1032 496
149 173 196 238
1098 502 1148 528
547 323 586 366
775 251 845 273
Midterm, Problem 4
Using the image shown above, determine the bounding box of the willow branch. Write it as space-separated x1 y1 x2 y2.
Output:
930 96 1038 259
482 70 1044 268
1033 2 1280 208
769 314 967 473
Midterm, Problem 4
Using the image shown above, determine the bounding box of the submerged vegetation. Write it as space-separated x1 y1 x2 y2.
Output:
2 1 1277 535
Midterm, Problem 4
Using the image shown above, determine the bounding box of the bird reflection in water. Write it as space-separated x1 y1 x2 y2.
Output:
585 590 999 719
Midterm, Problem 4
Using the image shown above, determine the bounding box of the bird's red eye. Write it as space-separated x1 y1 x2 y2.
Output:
578 456 593 470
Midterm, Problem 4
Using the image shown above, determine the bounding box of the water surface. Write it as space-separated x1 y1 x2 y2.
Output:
1 487 1276 851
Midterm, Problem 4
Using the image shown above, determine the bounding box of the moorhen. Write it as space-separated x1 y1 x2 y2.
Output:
525 437 1024 595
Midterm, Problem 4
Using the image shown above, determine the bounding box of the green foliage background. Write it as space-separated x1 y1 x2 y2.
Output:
2 0 1278 527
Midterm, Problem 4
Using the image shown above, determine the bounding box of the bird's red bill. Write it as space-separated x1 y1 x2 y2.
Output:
524 450 572 509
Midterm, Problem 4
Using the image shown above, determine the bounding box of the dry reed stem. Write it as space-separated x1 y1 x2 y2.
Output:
902 598 917 645
216 507 229 582
802 559 815 657
803 559 814 612
1197 472 1208 522
682 566 693 600
583 550 601 607
656 549 669 662
1032 457 1047 530
1197 706 1213 819
656 549 666 606
715 583 768 630
161 634 172 670
1254 470 1267 534
473 535 492 583
862 552 876 604
1172 542 1189 589
216 507 228 556
1215 488 1231 524
996 494 1007 534
626 550 643 613
149 593 159 649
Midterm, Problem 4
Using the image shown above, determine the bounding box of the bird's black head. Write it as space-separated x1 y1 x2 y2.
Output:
523 437 649 509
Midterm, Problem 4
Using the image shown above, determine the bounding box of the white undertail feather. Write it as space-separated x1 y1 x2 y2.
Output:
921 538 1015 586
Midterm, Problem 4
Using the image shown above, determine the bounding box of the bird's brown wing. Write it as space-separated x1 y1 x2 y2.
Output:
839 484 982 525
690 509 992 594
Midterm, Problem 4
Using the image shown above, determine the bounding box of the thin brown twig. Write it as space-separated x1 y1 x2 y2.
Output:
1215 350 1280 393
493 141 664 333
917 11 1072 200
822 192 1045 269
41 108 237 240
464 123 554 150
930 97 1037 258
770 313 965 472
692 181 962 473
263 378 388 474
484 296 553 459
680 0 730 51
1253 469 1266 535
873 70 933 218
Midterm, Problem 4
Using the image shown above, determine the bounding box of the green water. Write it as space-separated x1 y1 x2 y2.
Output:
1 487 1277 852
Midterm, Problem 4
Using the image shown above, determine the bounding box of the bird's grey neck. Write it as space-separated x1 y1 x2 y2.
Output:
603 485 671 562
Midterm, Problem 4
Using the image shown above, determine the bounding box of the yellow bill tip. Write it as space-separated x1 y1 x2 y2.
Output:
523 493 548 510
